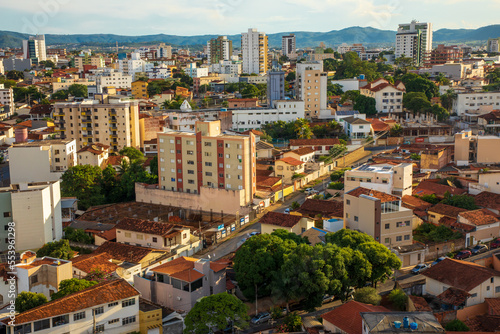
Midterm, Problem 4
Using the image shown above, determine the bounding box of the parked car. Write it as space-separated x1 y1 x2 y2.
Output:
284 208 290 214
249 232 260 237
431 256 448 267
492 239 500 249
471 244 488 254
411 263 430 275
251 312 271 324
455 250 472 260
322 295 335 304
305 188 318 195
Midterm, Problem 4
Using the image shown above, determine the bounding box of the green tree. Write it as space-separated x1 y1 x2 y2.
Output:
285 72 296 81
67 84 88 98
358 242 401 285
327 83 344 96
325 229 373 248
430 104 450 121
51 278 98 300
281 312 302 332
149 156 158 176
403 92 431 113
441 89 457 111
15 292 48 313
184 293 249 334
328 182 344 190
271 229 308 245
221 100 229 108
61 165 105 210
353 287 381 305
394 56 414 73
402 73 439 100
51 89 69 100
442 193 478 210
241 84 260 98
388 289 408 311
354 95 377 115
389 124 403 137
64 227 93 244
294 118 312 139
445 319 470 332
119 146 145 163
84 268 114 284
36 239 75 260
416 194 440 205
329 144 348 159
291 201 300 210
6 70 24 80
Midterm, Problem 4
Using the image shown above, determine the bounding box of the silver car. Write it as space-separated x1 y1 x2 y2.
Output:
251 312 271 324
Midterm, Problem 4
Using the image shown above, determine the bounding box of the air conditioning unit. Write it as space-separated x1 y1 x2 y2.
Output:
177 296 182 301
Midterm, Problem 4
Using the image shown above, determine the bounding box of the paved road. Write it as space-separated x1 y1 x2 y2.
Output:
274 177 331 213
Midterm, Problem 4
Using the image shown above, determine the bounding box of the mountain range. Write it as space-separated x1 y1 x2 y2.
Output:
1 25 499 49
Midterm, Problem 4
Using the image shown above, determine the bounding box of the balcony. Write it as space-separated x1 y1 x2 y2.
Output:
109 117 117 123
109 109 117 116
83 133 93 138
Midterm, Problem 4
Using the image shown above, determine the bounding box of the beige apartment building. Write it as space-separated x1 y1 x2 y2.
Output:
8 139 77 184
74 54 105 70
77 143 110 169
296 62 328 118
344 187 414 247
345 163 413 197
454 130 500 166
157 120 256 205
53 96 140 152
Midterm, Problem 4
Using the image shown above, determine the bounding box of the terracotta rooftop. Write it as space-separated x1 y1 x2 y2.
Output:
289 147 316 156
29 104 54 115
256 175 282 188
459 209 500 226
94 241 159 264
347 187 400 203
256 141 274 150
437 287 471 306
152 256 198 276
321 301 389 334
475 192 500 211
276 157 305 166
289 138 341 146
2 279 139 325
367 118 390 132
413 180 467 197
408 295 432 312
486 298 500 315
210 259 230 273
439 216 475 232
296 199 343 218
71 252 118 274
115 217 186 237
77 143 110 154
428 203 467 218
422 258 500 292
259 211 303 228
402 195 433 210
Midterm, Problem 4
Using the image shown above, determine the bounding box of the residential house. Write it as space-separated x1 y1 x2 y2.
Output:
282 147 315 163
426 203 467 225
344 187 414 248
478 110 500 134
227 98 258 108
289 138 341 156
455 130 500 166
360 312 444 334
475 191 500 214
94 241 169 269
343 116 373 139
413 180 467 199
71 252 118 279
29 104 54 120
359 78 405 113
259 211 314 235
2 279 140 334
133 257 228 312
452 91 500 117
256 140 277 159
295 199 344 232
143 138 158 156
77 143 110 169
15 257 73 299
274 157 305 183
8 139 77 183
470 171 500 195
345 163 413 197
457 209 500 246
422 258 500 307
115 217 194 251
420 145 454 172
321 301 389 334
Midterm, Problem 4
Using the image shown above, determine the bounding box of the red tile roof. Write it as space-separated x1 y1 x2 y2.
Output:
413 180 467 197
256 175 282 188
170 268 204 282
422 258 500 292
115 217 185 237
296 199 343 217
94 241 159 264
259 211 303 228
77 143 110 154
71 252 118 274
321 301 389 334
367 118 390 132
210 259 229 273
402 195 433 211
486 298 500 315
3 279 139 325
437 287 471 306
290 138 340 146
289 147 316 156
152 256 198 276
428 203 468 218
459 209 500 226
107 155 127 166
475 192 500 211
347 187 400 203
409 295 432 312
439 216 475 232
276 157 305 166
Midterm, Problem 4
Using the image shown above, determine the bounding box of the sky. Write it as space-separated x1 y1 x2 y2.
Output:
0 0 498 36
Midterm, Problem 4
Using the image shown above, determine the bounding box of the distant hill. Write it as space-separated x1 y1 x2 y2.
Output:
1 24 499 49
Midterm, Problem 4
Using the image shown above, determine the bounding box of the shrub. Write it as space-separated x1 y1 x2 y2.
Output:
388 289 408 311
353 287 381 305
445 320 469 332
328 182 344 190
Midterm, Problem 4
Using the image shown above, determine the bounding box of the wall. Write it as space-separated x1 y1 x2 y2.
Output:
456 302 488 322
8 146 61 184
333 147 370 168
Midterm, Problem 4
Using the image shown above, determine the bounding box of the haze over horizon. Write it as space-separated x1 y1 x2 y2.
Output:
0 0 498 36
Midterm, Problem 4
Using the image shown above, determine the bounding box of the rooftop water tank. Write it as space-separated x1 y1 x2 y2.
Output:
394 321 401 329
403 317 410 329
410 322 418 330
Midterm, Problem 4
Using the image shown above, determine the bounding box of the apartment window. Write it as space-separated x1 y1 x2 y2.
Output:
73 311 86 321
205 162 212 167
152 237 157 243
187 150 194 155
108 318 119 324
225 143 230 148
404 235 410 240
188 180 195 184
354 216 358 222
34 319 50 331
385 223 390 229
52 315 69 327
204 142 211 147
108 301 118 307
122 298 136 307
384 238 390 244
54 149 60 154
93 306 104 315
95 324 105 332
122 316 137 325
496 286 500 293
204 152 211 157
187 160 194 165
206 172 212 176
218 153 223 158
471 293 477 298
3 212 11 218
396 236 402 242
492 278 494 283
30 275 38 284
124 232 131 238
346 199 350 205
136 234 143 240
55 158 60 163
188 170 194 174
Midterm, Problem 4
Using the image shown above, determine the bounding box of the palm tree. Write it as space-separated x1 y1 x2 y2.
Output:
161 100 170 110
294 119 312 139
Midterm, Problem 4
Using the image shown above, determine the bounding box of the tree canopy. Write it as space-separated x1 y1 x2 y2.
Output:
51 278 98 300
36 239 75 260
401 73 439 100
15 292 48 313
184 293 249 334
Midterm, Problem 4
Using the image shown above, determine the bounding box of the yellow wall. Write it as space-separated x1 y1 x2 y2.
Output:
139 309 163 334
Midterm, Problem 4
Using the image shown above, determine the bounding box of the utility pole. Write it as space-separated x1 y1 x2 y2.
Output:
281 175 285 203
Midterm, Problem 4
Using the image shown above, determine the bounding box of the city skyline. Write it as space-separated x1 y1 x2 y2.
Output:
0 0 498 36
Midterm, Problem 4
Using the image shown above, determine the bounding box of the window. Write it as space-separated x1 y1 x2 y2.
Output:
93 306 104 315
122 298 136 307
354 216 358 222
14 324 31 334
3 212 11 218
108 302 118 307
30 275 38 284
95 324 105 332
384 238 390 244
34 319 50 331
152 237 157 243
187 150 194 155
52 315 69 327
124 232 131 238
205 162 212 167
108 318 119 324
204 142 211 147
404 235 410 240
73 311 86 321
205 172 212 176
487 286 491 291
396 236 402 242
188 180 195 184
136 234 143 240
492 278 494 283
385 223 390 229
122 316 136 325
55 158 60 162
496 286 500 293
346 199 350 205
188 170 194 174
471 293 478 298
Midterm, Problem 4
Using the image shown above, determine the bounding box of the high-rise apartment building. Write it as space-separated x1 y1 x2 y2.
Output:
157 120 256 204
0 84 14 116
22 34 46 63
157 43 172 59
0 181 63 252
53 97 140 152
424 44 463 66
241 28 268 75
267 71 285 108
207 36 232 65
282 34 296 57
295 61 328 118
487 38 500 53
74 54 105 70
395 20 433 66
